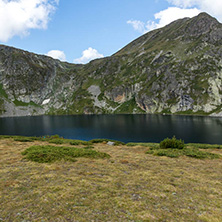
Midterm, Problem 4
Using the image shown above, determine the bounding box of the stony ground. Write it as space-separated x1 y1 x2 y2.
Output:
0 138 222 221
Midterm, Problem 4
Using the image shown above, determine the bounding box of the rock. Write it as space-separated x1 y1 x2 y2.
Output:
107 141 115 146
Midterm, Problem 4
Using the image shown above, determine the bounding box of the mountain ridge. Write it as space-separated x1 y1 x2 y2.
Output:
1 12 222 117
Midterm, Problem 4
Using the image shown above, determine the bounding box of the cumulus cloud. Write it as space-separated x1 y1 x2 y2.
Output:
127 7 200 33
0 0 59 42
128 0 222 34
46 50 66 61
151 7 200 30
74 47 104 64
167 0 222 21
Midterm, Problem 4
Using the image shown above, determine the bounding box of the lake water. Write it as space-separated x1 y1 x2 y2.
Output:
0 114 222 144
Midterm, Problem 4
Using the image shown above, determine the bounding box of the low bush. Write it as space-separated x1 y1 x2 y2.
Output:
184 148 220 159
70 140 92 146
146 147 220 159
0 135 13 139
48 138 66 145
160 136 184 149
126 142 159 148
83 146 94 149
187 143 222 149
22 145 110 163
14 136 35 142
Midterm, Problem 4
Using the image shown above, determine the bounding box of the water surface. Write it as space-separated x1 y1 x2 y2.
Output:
0 114 222 144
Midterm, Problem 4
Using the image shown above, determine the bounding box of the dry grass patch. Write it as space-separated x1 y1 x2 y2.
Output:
0 138 222 221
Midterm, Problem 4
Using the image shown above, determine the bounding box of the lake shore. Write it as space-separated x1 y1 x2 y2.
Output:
0 136 222 221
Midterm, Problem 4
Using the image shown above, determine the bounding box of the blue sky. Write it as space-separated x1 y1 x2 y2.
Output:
0 0 221 63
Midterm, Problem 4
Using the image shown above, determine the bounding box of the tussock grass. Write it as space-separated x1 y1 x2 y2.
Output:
22 145 110 163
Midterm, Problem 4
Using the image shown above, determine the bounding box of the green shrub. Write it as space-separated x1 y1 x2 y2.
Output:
160 136 184 149
70 140 92 146
0 135 13 139
187 143 222 149
154 149 182 158
48 138 65 144
14 138 34 142
14 136 35 142
183 148 220 159
83 146 94 149
22 145 110 163
146 147 220 159
126 142 159 148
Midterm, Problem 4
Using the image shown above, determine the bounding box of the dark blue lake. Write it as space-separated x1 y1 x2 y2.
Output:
0 114 222 144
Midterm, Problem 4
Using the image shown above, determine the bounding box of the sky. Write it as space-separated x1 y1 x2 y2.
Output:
0 0 222 64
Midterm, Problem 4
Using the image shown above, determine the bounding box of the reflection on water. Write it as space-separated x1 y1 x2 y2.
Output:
0 114 222 144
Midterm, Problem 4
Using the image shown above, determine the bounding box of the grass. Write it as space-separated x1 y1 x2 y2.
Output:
187 143 222 149
146 147 220 159
146 144 221 159
145 137 221 159
22 145 110 163
0 136 222 221
10 135 93 146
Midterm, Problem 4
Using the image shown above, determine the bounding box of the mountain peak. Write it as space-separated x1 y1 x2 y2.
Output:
185 12 220 36
196 12 217 19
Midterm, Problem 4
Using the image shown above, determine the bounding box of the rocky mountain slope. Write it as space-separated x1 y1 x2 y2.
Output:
1 12 222 117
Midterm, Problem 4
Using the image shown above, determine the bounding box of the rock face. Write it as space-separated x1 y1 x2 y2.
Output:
1 12 222 116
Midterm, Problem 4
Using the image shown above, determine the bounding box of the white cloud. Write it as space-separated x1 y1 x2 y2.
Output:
127 20 147 34
74 47 104 64
152 7 200 29
128 7 200 33
46 50 66 61
0 0 59 42
167 0 222 21
128 0 222 34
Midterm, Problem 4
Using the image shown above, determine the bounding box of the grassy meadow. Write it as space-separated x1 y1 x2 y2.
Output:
0 135 222 221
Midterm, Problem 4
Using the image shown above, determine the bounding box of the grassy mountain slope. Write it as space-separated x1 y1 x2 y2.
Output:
1 12 222 116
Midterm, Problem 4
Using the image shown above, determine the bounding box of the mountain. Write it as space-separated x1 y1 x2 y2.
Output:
1 12 222 117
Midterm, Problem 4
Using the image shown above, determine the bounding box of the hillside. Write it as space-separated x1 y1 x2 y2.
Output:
1 12 222 116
